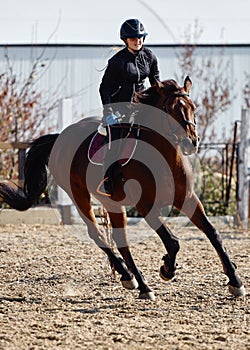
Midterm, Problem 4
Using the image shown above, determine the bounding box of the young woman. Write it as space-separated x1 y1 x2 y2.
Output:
100 18 160 119
98 18 160 196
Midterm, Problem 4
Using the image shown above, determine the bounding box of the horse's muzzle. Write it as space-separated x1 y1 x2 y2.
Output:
180 136 200 155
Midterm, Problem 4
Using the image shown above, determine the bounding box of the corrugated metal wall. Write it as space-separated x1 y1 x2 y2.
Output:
0 44 249 138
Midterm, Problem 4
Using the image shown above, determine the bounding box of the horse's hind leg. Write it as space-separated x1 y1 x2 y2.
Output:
177 193 246 297
108 208 155 300
71 187 133 284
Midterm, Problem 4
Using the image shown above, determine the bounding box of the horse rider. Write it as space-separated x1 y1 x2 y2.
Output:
98 18 161 196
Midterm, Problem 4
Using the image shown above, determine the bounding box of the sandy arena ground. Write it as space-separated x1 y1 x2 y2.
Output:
0 220 249 350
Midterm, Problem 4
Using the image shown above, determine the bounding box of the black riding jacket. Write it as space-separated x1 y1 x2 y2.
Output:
99 46 160 115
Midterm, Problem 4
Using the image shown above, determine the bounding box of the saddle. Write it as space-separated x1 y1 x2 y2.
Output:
88 123 140 166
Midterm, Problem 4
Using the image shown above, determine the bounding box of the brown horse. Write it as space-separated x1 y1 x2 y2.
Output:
0 76 245 300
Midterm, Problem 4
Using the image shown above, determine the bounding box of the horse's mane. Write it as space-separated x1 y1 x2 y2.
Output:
133 79 180 106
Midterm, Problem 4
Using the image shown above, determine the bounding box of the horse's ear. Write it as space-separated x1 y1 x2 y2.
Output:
184 76 192 93
155 79 165 92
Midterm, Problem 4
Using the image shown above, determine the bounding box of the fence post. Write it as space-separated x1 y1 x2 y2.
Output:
18 148 26 186
57 98 73 224
237 109 249 228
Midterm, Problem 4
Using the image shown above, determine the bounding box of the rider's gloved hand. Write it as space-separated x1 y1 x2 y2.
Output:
105 113 118 125
103 106 119 126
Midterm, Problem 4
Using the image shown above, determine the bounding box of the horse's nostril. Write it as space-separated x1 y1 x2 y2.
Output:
181 137 199 155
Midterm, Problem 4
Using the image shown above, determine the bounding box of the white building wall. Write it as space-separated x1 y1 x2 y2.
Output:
0 44 249 140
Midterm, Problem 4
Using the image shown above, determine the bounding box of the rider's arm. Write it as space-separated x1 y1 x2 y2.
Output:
99 58 121 107
148 52 160 86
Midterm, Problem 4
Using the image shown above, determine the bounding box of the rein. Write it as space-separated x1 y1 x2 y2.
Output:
161 92 197 143
110 91 197 145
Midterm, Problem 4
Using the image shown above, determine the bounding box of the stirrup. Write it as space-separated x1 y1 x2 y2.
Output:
96 177 111 197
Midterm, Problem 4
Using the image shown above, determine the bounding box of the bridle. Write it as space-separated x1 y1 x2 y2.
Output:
162 92 197 143
111 92 197 145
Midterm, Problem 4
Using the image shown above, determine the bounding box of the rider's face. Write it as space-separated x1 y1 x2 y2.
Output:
126 37 144 52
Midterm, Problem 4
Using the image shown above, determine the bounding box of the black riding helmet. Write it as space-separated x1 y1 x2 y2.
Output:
120 19 148 40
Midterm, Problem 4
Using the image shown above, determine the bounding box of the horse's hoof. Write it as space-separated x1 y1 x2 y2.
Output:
138 291 155 301
159 265 175 281
121 276 139 290
228 284 246 297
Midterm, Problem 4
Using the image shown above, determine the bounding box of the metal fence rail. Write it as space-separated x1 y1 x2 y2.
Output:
193 142 238 216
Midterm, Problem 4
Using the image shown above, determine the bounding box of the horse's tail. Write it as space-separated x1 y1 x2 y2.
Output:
0 134 59 211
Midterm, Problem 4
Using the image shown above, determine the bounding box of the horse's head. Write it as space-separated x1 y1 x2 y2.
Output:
155 76 200 155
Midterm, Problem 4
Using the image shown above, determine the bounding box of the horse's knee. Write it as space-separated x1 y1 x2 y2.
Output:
87 228 108 248
112 229 128 248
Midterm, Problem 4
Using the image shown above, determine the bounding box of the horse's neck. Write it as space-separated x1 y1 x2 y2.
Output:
141 109 176 149
141 128 179 161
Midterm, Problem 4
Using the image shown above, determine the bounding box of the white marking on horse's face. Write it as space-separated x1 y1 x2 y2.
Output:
179 100 186 106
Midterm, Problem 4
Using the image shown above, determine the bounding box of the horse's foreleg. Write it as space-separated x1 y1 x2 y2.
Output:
108 209 155 300
137 205 180 282
177 193 246 297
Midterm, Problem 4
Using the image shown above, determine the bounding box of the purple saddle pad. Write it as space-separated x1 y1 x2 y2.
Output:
88 131 137 166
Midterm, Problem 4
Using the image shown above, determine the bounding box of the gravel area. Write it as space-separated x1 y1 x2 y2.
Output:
0 222 249 349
